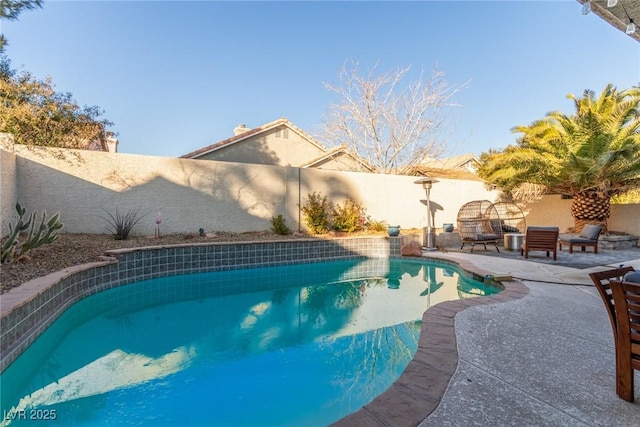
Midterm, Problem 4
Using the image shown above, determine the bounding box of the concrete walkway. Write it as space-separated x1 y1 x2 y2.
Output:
419 249 640 426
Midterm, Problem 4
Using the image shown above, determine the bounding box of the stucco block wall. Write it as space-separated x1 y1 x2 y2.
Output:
4 144 638 238
8 146 502 235
0 134 18 237
297 168 499 230
609 204 640 235
13 146 288 235
521 195 574 232
522 194 639 236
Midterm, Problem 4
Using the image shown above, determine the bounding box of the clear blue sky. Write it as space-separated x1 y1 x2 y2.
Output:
3 0 639 158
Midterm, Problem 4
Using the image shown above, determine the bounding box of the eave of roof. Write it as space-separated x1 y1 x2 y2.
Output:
577 0 640 42
300 145 374 171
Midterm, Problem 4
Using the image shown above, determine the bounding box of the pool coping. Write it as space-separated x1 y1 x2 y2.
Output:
0 237 528 426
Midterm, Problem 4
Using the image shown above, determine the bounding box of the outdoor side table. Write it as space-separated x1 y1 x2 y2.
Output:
504 233 525 251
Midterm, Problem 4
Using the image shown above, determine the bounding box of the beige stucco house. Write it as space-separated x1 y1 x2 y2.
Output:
180 117 371 172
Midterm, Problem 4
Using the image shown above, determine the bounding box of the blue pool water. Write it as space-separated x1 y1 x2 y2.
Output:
1 258 499 426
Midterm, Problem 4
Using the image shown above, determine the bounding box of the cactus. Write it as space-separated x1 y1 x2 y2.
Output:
1 203 63 263
1 203 30 263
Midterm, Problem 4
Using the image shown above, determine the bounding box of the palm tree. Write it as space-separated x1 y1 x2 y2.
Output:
477 84 640 232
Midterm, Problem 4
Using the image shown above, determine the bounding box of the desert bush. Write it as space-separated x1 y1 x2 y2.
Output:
332 198 366 232
99 207 148 240
270 214 291 235
1 203 63 263
365 218 387 232
301 192 332 234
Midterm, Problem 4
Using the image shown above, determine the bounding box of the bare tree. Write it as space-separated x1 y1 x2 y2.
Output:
319 61 467 174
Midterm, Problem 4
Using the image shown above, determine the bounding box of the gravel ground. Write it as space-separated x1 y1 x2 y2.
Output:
0 231 320 293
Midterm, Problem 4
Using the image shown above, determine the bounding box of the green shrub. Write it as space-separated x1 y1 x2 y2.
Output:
612 189 640 204
1 203 63 263
301 192 332 234
332 198 366 233
270 214 291 235
99 207 148 240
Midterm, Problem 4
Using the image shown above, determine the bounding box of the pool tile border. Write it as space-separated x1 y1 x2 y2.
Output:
332 256 530 426
0 237 401 372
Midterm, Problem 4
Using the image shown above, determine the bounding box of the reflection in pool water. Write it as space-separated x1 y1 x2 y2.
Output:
1 258 499 426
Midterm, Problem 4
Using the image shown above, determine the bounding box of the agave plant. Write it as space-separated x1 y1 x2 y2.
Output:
99 207 148 240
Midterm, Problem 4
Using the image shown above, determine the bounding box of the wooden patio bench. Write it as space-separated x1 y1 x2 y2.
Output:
558 224 602 254
520 226 559 260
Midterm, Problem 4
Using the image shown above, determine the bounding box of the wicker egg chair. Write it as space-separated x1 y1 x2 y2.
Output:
490 202 526 235
456 200 501 252
456 200 526 252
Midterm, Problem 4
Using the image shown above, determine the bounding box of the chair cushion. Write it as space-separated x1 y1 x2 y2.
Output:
564 237 598 244
623 271 640 283
478 233 499 240
489 219 502 234
502 224 520 233
579 224 601 240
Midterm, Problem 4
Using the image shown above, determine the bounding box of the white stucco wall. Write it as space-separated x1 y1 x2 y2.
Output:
3 144 638 239
0 134 18 237
8 145 502 235
297 168 500 230
522 195 574 232
13 146 287 235
522 194 639 236
609 204 640 235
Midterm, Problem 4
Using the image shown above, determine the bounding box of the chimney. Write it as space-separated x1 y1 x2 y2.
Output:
233 123 250 136
105 136 119 153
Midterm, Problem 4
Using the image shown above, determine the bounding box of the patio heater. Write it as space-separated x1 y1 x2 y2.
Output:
414 177 439 251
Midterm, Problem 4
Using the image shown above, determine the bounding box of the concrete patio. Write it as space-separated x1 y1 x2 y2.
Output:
419 246 640 426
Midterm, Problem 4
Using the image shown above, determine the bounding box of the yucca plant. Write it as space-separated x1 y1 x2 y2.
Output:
99 207 148 240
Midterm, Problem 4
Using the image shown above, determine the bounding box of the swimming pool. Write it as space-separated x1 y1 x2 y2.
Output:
1 257 499 426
